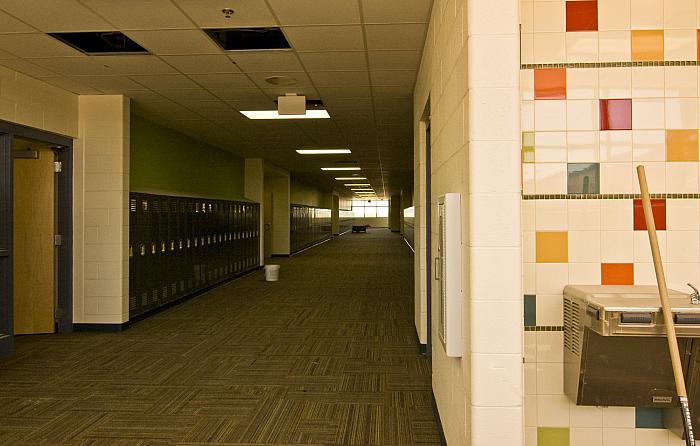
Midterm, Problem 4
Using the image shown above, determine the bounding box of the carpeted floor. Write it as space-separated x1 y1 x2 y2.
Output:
0 229 440 445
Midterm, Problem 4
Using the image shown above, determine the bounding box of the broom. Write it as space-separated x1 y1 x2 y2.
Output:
637 165 695 445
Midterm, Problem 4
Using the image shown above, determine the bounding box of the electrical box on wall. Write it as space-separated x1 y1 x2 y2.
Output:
437 193 463 357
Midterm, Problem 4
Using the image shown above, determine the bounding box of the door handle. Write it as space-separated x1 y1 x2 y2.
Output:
435 257 441 280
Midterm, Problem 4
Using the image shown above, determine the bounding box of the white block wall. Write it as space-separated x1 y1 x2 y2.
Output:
414 0 522 444
73 95 130 324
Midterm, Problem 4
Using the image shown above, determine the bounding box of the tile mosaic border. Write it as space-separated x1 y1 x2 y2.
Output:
522 193 700 200
524 326 564 332
522 61 700 70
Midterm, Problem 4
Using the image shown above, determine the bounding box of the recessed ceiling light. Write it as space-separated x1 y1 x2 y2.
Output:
240 110 330 120
321 167 361 171
296 149 351 155
344 183 370 186
335 177 367 180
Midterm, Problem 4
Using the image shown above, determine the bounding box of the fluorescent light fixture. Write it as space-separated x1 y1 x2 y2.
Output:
351 189 374 192
321 167 361 171
335 177 367 180
344 183 370 187
296 149 351 155
240 109 330 120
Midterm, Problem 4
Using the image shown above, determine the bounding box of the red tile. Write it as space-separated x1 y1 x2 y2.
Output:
535 68 567 100
566 1 598 32
633 198 666 231
599 99 632 130
602 263 634 285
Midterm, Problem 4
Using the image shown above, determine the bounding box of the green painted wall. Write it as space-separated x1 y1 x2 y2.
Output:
130 115 245 200
290 178 332 208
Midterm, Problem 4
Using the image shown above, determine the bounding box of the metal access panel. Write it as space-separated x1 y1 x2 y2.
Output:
437 193 462 358
564 285 700 408
128 192 260 319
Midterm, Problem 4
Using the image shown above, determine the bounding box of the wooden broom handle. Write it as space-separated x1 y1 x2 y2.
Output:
637 165 687 397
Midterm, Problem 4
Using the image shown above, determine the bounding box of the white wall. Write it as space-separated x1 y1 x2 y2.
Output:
245 158 264 267
73 95 130 324
414 0 522 444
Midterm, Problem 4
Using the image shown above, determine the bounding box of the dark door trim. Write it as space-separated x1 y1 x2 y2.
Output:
0 120 73 357
425 123 432 359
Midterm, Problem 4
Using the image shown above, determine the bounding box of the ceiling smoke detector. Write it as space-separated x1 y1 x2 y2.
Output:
221 8 235 18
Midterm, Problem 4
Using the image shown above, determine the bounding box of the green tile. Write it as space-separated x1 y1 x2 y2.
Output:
522 131 535 148
524 294 536 327
636 407 665 428
537 427 569 446
567 163 599 194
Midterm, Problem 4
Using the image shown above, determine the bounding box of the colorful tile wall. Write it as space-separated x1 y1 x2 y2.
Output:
522 0 700 444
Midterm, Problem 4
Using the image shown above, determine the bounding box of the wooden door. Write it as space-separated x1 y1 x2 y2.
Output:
13 148 55 334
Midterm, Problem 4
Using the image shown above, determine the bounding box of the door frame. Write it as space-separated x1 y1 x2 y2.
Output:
0 121 73 356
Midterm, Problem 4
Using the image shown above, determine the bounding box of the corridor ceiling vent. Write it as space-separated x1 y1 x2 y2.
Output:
205 27 291 51
265 76 297 86
48 32 148 55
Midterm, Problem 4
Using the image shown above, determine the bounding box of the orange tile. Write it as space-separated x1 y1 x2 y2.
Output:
534 68 567 100
666 130 699 162
631 30 664 61
536 232 568 263
601 263 634 285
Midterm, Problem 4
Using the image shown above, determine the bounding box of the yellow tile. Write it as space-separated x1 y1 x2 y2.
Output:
666 130 699 162
631 30 664 61
536 232 568 263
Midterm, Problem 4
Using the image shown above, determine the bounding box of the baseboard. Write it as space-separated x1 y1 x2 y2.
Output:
73 322 129 332
431 393 448 446
0 334 13 357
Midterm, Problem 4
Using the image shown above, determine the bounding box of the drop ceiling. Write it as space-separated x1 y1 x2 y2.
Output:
0 0 432 198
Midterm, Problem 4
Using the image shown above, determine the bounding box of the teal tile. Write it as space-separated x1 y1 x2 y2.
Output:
524 294 536 327
537 427 569 445
567 163 599 194
635 407 664 428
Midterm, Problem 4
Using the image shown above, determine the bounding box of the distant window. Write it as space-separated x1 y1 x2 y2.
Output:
351 199 389 218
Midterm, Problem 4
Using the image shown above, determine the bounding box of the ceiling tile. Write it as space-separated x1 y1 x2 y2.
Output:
283 26 364 51
188 73 257 89
365 24 427 50
228 51 303 72
172 0 276 27
37 76 102 94
208 87 269 102
130 74 200 90
0 0 115 32
261 86 320 100
125 30 221 55
158 88 218 103
371 85 413 98
367 50 421 70
225 97 277 110
160 55 240 74
298 51 367 71
91 55 179 75
28 57 112 76
317 86 371 98
0 34 85 58
360 0 432 24
267 0 360 25
369 70 417 87
0 59 58 78
0 9 38 33
71 75 148 91
80 0 195 29
119 90 169 103
308 71 370 87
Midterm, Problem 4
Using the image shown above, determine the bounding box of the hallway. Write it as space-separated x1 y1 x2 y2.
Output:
0 230 439 446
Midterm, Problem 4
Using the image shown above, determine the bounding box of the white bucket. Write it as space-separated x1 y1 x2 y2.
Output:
264 264 280 281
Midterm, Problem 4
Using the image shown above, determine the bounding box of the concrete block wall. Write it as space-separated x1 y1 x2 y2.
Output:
73 95 130 324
